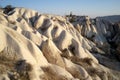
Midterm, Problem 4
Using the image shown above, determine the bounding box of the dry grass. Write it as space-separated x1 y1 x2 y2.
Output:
0 51 32 80
14 60 33 80
70 56 93 66
70 56 108 80
0 65 7 74
0 52 16 74
41 66 57 80
9 20 16 24
41 66 72 80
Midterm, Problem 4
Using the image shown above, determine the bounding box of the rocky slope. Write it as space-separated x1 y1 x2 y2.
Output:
97 15 120 23
0 7 120 80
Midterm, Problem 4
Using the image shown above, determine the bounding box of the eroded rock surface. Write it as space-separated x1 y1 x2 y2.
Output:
0 7 120 80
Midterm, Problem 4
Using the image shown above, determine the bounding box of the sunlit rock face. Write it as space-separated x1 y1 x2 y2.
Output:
0 7 120 80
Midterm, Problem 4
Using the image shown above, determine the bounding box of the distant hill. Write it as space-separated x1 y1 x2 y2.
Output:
97 15 120 23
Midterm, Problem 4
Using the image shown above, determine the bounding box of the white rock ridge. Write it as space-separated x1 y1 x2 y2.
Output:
0 7 120 80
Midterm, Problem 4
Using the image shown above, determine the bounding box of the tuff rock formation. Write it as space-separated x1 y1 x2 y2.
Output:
0 7 120 80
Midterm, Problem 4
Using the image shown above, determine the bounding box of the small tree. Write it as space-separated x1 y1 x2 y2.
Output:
70 11 72 17
3 5 14 14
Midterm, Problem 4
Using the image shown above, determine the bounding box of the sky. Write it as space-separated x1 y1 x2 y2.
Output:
0 0 120 17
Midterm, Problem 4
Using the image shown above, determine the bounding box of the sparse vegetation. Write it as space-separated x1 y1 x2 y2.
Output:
0 51 16 73
69 56 108 79
8 20 16 25
0 50 32 80
41 67 57 80
70 56 93 66
69 17 76 23
14 60 33 80
3 5 15 14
